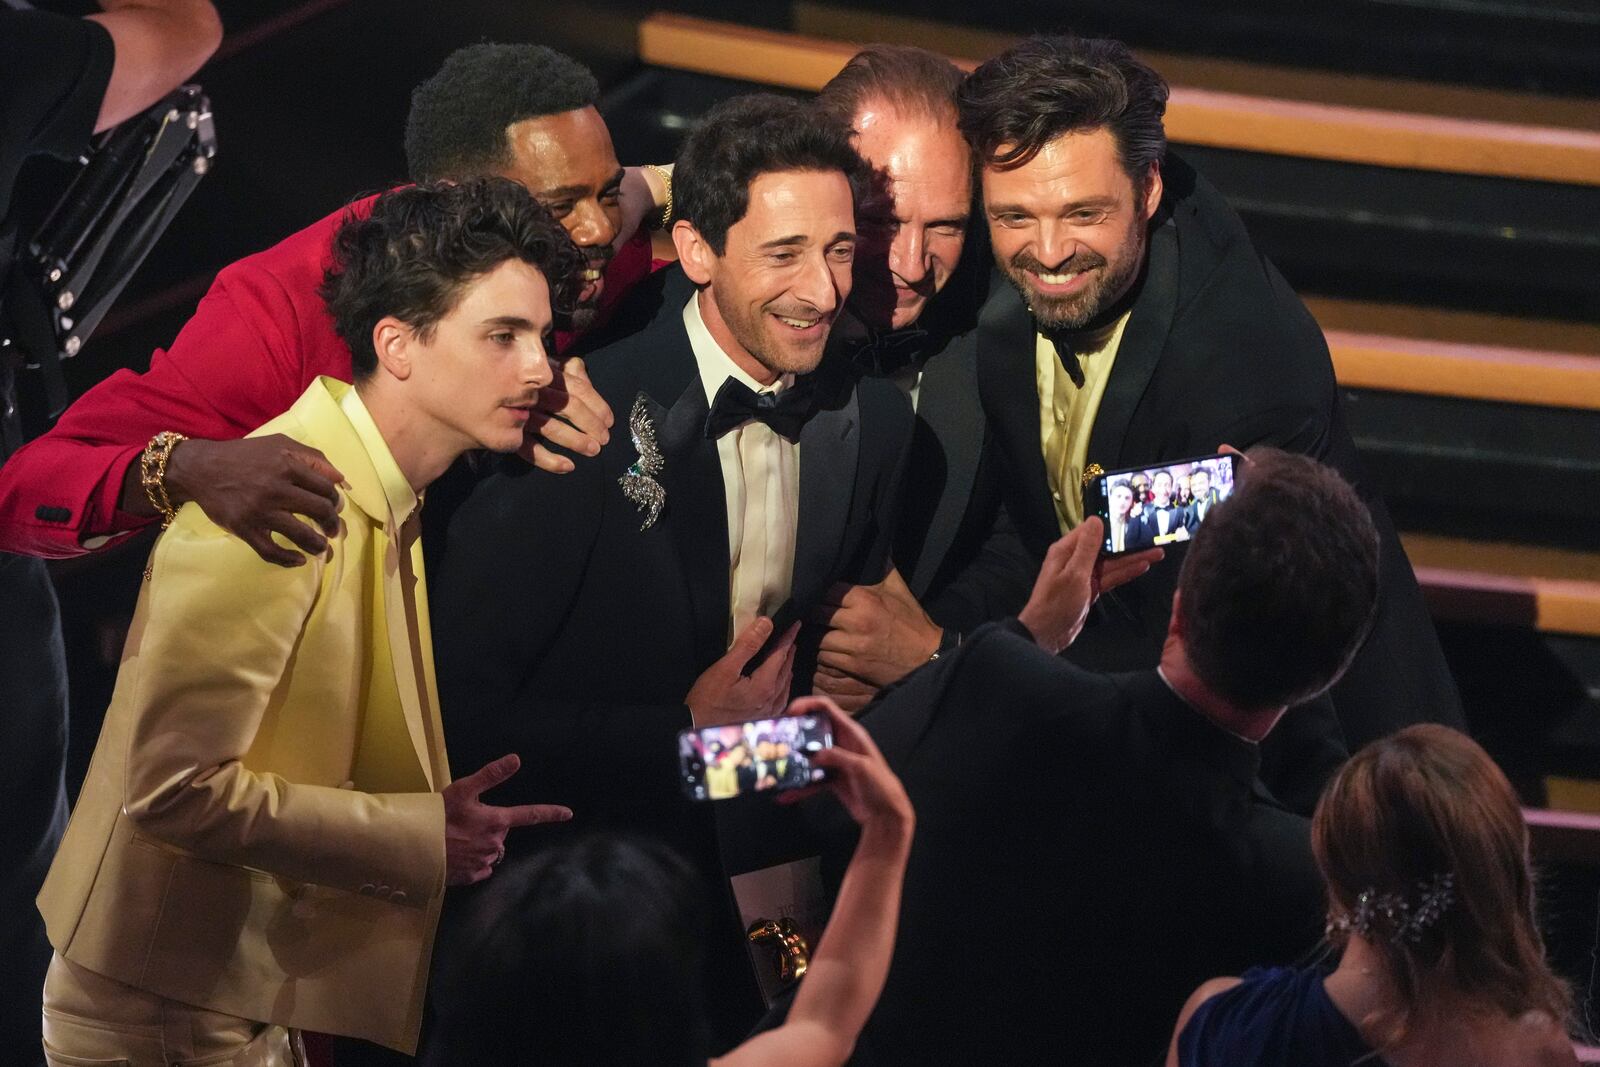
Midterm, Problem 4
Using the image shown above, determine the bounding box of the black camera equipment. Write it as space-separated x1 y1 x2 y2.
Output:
1 83 216 458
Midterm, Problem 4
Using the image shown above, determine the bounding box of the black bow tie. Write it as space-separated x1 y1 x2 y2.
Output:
704 377 817 442
850 327 930 378
1041 328 1086 388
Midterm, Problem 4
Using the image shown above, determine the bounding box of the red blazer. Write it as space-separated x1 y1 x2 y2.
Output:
0 194 653 556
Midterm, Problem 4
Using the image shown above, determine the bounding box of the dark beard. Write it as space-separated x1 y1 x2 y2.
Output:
1004 225 1146 331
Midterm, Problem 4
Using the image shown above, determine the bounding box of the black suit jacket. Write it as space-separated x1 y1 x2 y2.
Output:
428 267 913 1045
976 153 1463 748
872 239 1038 634
851 621 1323 1065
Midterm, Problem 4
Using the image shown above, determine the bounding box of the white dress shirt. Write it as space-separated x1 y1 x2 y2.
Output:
683 293 800 642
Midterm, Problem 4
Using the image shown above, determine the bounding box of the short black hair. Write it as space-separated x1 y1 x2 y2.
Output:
1178 449 1380 710
321 178 584 378
428 836 710 1067
673 93 871 255
404 43 600 183
958 36 1168 190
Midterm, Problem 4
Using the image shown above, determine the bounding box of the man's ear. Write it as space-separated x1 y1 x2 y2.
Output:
1141 161 1164 220
673 220 715 285
1166 588 1185 642
372 316 414 381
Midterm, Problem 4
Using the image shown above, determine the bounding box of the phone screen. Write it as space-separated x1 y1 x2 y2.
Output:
678 714 832 802
1089 453 1237 556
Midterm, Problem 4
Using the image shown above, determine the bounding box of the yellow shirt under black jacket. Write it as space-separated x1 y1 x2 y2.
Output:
38 377 450 1053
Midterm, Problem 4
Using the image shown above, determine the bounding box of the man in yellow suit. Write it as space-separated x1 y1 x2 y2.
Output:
36 178 578 1065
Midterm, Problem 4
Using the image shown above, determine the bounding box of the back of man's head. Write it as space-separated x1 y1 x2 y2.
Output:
404 43 600 183
320 177 582 378
815 43 965 130
673 93 870 255
1177 449 1379 710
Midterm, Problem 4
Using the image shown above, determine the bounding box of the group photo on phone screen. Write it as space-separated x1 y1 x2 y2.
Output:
1096 454 1237 555
678 715 832 802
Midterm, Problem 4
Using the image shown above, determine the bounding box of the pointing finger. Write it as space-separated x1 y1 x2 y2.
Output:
501 803 574 828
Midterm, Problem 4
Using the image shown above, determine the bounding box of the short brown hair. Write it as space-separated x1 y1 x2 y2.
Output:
1176 448 1379 709
815 44 965 130
958 35 1167 189
1313 725 1572 1047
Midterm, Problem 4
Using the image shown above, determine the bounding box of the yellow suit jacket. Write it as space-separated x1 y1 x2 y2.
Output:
39 378 450 1053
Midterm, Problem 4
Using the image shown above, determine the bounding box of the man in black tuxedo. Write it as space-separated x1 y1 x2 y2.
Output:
429 94 912 1047
852 449 1382 1065
1185 464 1224 530
1136 469 1192 548
805 46 1052 712
953 35 1461 748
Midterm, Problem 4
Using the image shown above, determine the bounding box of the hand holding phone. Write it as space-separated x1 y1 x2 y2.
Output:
782 696 913 840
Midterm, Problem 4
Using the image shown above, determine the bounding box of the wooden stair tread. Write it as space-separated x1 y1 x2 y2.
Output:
638 14 1600 186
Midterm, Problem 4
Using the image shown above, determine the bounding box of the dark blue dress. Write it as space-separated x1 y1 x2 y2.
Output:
1178 966 1391 1067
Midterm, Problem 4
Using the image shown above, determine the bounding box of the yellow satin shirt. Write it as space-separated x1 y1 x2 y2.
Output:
1035 310 1131 532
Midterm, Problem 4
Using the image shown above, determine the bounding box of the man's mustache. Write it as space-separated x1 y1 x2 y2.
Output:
1010 249 1108 277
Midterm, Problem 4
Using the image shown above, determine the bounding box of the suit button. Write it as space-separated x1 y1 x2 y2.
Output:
376 884 391 898
359 883 376 896
390 890 407 904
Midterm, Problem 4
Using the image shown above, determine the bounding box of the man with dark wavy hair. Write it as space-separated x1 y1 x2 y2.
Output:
432 94 914 1049
859 449 1379 1064
955 35 1461 750
36 180 576 1064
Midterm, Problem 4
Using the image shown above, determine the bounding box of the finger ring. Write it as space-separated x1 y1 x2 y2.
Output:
492 846 506 866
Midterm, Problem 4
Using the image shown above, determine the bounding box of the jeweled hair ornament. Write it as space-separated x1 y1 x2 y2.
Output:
1327 872 1455 945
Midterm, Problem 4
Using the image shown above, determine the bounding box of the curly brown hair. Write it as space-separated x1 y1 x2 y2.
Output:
320 178 584 378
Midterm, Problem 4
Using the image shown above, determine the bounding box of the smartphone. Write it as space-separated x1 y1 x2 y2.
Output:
678 713 833 802
1087 452 1237 556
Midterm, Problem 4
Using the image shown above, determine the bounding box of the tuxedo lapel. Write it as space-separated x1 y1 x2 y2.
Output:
975 273 1057 548
905 340 984 597
1085 217 1180 468
786 374 859 616
652 381 732 667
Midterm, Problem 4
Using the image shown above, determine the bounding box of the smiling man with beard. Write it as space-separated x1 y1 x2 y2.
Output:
429 93 914 1050
959 35 1463 750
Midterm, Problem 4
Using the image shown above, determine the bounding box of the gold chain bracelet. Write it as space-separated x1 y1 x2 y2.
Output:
644 163 673 230
139 430 188 529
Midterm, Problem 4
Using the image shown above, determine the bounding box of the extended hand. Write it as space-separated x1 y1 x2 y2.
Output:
441 754 572 887
1017 519 1103 654
518 356 614 472
814 567 941 688
685 617 801 726
164 435 343 567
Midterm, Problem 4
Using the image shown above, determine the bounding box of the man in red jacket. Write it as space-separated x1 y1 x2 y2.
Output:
0 42 664 565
